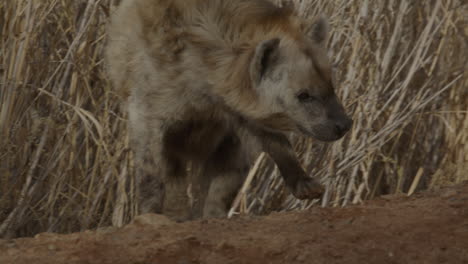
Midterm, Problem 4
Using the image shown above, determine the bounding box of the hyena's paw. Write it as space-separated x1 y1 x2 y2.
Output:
290 177 325 200
203 202 228 219
203 208 227 219
165 211 192 223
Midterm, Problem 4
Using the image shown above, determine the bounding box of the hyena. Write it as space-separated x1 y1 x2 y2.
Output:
106 0 352 220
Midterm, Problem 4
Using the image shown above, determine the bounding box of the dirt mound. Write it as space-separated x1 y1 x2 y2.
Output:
1 182 468 264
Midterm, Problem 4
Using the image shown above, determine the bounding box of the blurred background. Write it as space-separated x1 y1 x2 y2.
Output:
0 0 466 238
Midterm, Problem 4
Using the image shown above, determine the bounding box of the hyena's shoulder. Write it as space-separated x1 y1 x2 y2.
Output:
105 0 182 97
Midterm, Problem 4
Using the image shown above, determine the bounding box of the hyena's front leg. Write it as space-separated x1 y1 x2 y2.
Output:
136 146 191 221
261 132 324 200
130 114 190 221
128 112 164 214
135 145 190 221
135 146 165 214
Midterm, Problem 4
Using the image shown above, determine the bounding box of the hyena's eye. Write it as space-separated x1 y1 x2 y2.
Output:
297 92 316 102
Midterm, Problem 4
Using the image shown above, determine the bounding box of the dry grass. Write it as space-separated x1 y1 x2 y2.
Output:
0 0 466 238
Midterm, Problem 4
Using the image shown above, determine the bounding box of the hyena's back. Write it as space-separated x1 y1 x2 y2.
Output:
106 0 297 104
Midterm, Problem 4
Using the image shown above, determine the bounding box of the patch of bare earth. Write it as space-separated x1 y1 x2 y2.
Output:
1 182 468 264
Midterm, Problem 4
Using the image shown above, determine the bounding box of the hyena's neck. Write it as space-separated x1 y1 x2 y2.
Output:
204 47 276 121
179 0 296 120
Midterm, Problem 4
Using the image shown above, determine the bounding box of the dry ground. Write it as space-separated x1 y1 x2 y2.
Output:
1 182 467 264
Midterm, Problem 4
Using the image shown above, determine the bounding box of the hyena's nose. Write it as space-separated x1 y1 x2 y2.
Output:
335 117 353 136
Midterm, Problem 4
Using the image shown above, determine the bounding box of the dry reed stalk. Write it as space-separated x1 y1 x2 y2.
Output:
0 0 466 238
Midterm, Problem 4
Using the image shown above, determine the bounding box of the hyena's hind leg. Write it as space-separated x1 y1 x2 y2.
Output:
160 155 191 222
189 163 213 219
202 132 253 218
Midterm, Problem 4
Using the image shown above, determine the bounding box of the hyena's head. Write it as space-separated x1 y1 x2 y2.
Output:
249 17 352 142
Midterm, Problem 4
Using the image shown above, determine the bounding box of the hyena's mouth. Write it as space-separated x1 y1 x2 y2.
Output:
295 123 315 137
296 123 344 142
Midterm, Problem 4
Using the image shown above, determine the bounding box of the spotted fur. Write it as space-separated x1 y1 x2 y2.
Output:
106 0 352 220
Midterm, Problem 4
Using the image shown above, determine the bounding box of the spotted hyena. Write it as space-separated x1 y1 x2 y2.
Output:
106 0 352 220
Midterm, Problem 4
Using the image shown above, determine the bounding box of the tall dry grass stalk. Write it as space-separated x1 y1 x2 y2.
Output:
0 0 466 238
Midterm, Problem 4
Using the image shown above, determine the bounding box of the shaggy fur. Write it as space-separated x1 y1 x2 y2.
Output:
106 0 352 220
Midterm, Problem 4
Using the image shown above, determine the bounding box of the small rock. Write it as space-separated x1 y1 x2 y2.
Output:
216 240 226 250
295 253 307 262
129 213 174 229
2 240 17 248
441 189 458 198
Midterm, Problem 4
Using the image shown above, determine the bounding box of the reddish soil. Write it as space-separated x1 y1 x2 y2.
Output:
1 182 468 264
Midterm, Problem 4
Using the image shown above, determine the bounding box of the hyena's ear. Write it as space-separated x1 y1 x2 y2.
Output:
250 38 281 86
308 16 329 46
